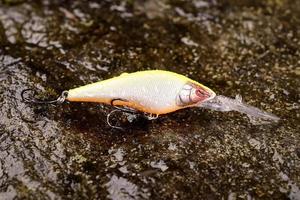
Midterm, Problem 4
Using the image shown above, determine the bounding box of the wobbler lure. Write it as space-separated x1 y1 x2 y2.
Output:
22 70 279 129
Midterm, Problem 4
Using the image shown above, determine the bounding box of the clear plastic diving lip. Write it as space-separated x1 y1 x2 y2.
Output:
198 95 280 124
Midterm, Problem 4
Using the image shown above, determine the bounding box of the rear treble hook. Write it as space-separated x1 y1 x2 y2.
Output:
21 89 68 105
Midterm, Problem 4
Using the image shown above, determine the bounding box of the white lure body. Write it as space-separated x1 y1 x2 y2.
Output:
67 70 216 115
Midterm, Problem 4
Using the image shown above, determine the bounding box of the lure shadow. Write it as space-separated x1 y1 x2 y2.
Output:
107 111 151 132
60 103 152 135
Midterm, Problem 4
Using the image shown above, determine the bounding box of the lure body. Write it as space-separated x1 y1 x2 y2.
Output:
67 70 216 115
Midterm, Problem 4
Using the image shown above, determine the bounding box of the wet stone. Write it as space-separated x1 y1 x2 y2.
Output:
0 0 300 199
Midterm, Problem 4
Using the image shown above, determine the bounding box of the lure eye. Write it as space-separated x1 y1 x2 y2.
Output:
176 83 212 107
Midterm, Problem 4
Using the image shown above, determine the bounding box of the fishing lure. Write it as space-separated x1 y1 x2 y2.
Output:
21 70 279 129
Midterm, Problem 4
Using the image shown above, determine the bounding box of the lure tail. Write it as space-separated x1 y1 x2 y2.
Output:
199 95 280 124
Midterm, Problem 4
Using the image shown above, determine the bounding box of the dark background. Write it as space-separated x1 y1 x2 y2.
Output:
0 0 299 199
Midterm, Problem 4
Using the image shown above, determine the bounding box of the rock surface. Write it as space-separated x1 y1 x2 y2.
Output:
0 0 299 199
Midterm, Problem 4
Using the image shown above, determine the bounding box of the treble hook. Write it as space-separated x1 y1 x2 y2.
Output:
21 89 68 104
106 109 126 130
106 98 140 130
107 98 161 129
